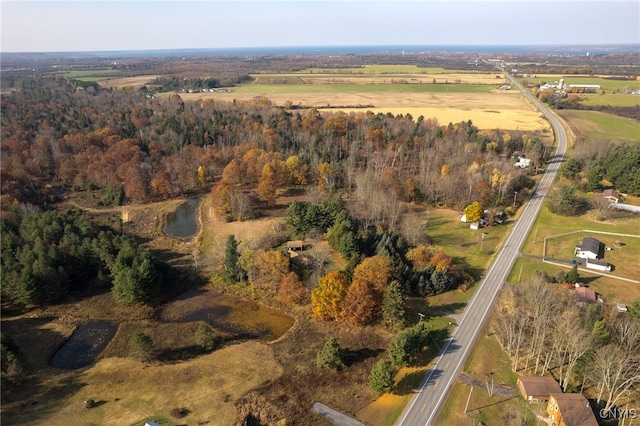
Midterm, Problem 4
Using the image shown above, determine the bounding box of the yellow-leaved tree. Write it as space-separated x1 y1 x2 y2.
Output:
464 201 484 223
312 271 349 321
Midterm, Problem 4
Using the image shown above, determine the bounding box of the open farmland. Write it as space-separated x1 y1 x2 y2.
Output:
557 110 640 142
180 84 550 132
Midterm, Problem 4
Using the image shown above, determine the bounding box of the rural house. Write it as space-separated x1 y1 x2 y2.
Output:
574 237 602 260
573 287 601 307
547 393 598 426
585 258 612 272
602 189 621 203
517 376 562 402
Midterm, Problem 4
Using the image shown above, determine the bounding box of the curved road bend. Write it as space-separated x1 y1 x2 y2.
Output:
395 72 568 425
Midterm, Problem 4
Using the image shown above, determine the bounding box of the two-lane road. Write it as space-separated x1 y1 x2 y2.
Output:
396 72 568 425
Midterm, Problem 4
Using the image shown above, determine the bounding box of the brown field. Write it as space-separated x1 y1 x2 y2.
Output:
181 91 551 132
4 341 281 426
251 72 506 85
98 75 161 89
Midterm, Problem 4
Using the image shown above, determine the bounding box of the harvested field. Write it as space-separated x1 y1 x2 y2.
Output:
98 75 161 89
180 91 550 131
251 72 505 85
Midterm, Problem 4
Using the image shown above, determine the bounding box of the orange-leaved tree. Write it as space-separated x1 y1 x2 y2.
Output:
352 255 392 293
312 271 349 321
278 272 308 305
341 280 379 326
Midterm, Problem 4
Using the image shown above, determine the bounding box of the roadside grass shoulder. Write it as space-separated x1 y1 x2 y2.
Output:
435 333 534 426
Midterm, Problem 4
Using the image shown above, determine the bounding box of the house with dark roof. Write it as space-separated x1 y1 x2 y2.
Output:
586 258 612 272
602 189 621 203
573 287 601 306
575 237 602 260
517 376 562 402
547 393 598 426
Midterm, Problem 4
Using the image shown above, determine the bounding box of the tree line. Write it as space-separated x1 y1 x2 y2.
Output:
1 75 545 219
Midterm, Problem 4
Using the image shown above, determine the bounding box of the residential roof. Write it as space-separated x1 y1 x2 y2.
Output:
577 237 601 255
574 287 597 304
517 376 562 398
550 393 599 426
587 258 609 267
602 189 620 199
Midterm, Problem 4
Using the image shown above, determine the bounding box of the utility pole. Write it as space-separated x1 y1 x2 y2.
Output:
513 191 518 208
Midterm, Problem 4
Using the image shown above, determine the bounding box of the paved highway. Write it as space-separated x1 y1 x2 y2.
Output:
395 72 568 425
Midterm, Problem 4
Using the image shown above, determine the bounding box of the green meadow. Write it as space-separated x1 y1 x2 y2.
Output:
558 110 640 142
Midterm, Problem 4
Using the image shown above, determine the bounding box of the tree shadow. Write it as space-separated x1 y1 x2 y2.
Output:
343 348 384 367
426 302 467 318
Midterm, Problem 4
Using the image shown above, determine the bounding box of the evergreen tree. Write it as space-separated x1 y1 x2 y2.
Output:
316 337 346 372
194 323 216 351
223 235 240 284
565 264 579 284
369 358 396 393
381 280 406 330
111 241 163 304
128 331 154 362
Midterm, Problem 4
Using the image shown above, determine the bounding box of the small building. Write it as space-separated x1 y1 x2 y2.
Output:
469 222 480 230
586 258 611 272
286 240 304 251
573 287 600 307
574 237 602 260
517 376 562 402
547 393 598 426
602 189 621 203
514 156 532 168
617 304 628 313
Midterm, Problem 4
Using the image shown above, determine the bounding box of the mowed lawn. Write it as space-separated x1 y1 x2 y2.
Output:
511 199 640 304
558 110 640 142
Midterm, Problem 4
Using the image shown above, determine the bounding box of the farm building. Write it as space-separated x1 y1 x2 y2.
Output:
517 376 562 402
602 189 621 203
547 393 598 426
574 237 602 260
573 287 601 307
586 258 612 272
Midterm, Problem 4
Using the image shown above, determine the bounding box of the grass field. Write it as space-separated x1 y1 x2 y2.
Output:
58 69 121 82
557 110 640 142
579 93 640 107
236 82 494 94
510 199 640 304
5 342 281 426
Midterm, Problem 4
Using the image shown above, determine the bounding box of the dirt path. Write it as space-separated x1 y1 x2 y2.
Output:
458 373 514 398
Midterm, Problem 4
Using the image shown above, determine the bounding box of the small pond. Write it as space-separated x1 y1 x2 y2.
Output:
160 290 295 341
164 198 200 240
50 321 117 369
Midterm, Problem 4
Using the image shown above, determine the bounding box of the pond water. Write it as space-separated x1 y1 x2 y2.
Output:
159 290 295 341
164 198 200 240
50 321 117 369
50 291 294 369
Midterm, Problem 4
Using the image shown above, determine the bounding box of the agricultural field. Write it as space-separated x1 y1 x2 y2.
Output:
57 68 122 82
181 84 550 132
557 110 640 142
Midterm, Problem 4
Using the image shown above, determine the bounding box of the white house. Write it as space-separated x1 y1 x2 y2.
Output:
575 237 601 260
586 258 611 272
514 156 532 168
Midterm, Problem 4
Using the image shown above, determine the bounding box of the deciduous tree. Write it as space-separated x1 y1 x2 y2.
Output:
311 271 349 321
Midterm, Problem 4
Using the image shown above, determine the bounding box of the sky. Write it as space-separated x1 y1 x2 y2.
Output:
1 0 639 53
